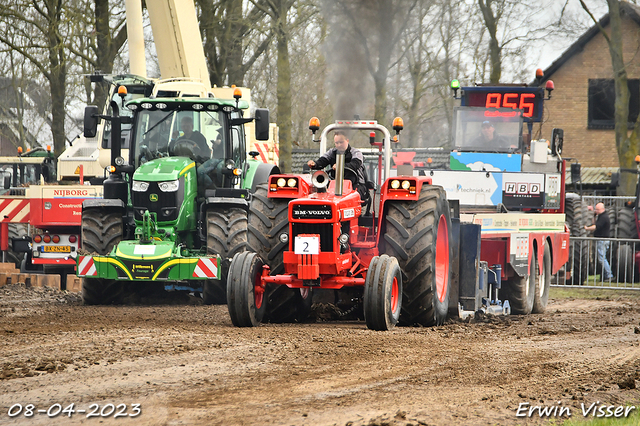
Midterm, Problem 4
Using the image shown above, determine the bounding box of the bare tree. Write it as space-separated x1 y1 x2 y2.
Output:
0 1 70 156
579 0 640 195
249 0 316 173
197 0 273 87
322 0 417 123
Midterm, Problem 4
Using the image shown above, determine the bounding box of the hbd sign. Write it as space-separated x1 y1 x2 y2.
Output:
504 182 542 195
502 173 545 209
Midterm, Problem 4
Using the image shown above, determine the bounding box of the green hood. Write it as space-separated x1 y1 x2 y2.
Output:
133 157 195 182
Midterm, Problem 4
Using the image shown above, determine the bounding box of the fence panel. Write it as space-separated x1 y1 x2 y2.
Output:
553 236 639 289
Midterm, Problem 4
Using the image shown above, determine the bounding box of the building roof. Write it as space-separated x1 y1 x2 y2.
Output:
540 2 640 82
565 166 618 185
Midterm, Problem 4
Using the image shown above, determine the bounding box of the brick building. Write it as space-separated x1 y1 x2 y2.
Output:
540 2 640 169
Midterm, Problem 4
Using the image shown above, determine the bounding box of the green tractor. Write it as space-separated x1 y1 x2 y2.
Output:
76 88 277 304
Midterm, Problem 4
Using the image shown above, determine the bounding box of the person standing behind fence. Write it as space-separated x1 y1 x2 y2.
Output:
584 202 613 280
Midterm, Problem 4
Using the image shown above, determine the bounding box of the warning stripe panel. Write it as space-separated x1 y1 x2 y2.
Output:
78 256 97 276
192 258 218 278
0 199 30 223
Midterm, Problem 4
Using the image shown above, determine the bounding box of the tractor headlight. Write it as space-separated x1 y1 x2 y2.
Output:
401 180 411 190
287 178 297 188
391 179 400 189
115 156 125 166
132 180 149 192
158 180 179 192
277 178 286 187
338 233 349 244
279 233 289 244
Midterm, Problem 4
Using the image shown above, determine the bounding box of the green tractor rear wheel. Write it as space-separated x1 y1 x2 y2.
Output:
81 208 124 305
203 207 248 304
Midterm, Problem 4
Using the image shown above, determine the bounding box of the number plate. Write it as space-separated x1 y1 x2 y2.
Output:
43 246 71 253
294 236 319 255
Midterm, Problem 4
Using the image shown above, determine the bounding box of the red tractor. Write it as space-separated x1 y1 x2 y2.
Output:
226 118 453 330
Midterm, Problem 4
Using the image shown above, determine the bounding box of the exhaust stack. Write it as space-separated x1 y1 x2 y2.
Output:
335 151 345 196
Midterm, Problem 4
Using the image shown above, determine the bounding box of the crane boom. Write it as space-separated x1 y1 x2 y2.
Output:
146 0 211 90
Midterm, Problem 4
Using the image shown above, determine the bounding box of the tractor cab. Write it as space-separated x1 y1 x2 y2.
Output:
0 147 56 196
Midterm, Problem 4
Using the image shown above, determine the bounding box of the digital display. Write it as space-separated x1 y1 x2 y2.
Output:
461 87 545 122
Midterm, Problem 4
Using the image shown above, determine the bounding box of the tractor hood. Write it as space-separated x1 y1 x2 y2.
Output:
133 157 195 182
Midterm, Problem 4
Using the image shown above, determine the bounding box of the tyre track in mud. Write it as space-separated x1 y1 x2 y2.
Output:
1 284 640 425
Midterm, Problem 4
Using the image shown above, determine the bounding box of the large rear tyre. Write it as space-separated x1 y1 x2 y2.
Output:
504 249 536 315
564 193 589 285
5 224 27 267
383 186 452 326
227 252 266 327
364 255 402 331
248 184 309 322
81 208 123 305
613 243 637 283
203 207 248 304
81 208 123 254
82 279 125 305
532 244 551 313
616 207 637 240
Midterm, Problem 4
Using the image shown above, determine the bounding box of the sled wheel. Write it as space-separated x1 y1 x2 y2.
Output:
532 244 551 313
505 248 536 315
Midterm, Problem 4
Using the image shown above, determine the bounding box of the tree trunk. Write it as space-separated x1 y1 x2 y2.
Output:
46 0 67 157
608 0 635 195
478 0 501 83
198 0 224 87
276 14 292 173
226 1 245 86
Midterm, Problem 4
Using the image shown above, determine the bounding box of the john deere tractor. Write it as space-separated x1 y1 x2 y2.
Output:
76 86 277 304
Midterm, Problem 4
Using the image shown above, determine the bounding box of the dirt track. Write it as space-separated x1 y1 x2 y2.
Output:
1 284 640 425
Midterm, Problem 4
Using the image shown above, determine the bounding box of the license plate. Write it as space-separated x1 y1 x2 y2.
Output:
42 246 71 253
294 236 319 255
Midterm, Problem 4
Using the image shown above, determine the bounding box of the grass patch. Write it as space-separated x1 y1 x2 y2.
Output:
548 403 640 425
549 287 640 300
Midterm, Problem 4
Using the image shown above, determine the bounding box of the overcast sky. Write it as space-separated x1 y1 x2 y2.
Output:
536 0 609 70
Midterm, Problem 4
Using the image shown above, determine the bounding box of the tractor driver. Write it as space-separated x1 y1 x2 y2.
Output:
169 116 211 163
471 121 508 149
307 131 368 201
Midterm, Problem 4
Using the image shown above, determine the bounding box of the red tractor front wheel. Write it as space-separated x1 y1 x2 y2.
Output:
227 252 266 327
364 255 402 331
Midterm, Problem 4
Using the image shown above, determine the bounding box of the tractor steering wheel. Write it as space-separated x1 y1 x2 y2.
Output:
171 139 201 161
327 165 359 186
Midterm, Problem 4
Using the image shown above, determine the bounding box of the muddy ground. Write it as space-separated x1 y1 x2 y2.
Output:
1 284 640 426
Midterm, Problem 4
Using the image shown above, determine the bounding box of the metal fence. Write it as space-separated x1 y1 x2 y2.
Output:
553 236 639 289
581 195 634 238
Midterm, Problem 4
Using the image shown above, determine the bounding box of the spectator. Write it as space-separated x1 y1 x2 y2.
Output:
585 202 612 280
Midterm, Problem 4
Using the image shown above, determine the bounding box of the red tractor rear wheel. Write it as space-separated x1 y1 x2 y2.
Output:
383 186 452 326
364 255 402 330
